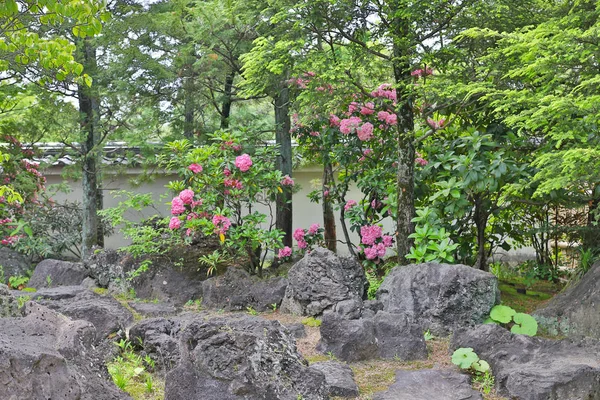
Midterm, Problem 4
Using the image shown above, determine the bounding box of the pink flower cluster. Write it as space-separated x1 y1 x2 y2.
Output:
224 178 243 189
426 118 446 130
411 67 433 78
170 189 202 221
360 102 375 115
235 154 253 172
1 235 21 246
344 200 357 211
169 217 181 230
356 122 374 141
377 111 398 126
171 196 186 215
281 175 295 186
212 215 231 235
293 228 307 249
371 84 397 101
188 163 203 173
330 114 341 127
277 246 293 259
308 223 320 235
359 225 394 261
339 116 362 135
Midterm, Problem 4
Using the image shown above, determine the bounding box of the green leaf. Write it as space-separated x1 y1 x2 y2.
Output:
451 347 479 369
511 313 538 336
490 305 516 324
472 359 490 373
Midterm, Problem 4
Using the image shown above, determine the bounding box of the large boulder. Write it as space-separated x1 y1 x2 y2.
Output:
0 245 31 280
86 249 205 306
534 261 600 338
377 263 500 335
33 286 134 341
129 317 186 371
201 267 288 311
372 369 482 400
0 299 130 399
280 247 367 317
161 315 328 399
317 312 427 362
452 324 600 400
28 259 89 288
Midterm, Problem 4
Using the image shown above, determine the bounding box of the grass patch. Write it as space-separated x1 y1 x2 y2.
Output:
107 341 165 399
498 280 560 313
93 287 108 295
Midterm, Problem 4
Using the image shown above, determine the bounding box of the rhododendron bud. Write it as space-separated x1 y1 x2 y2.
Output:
235 154 253 172
171 197 185 215
179 189 194 204
169 217 181 230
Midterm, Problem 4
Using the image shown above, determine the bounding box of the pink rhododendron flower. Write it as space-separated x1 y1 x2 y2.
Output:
212 215 231 235
339 116 362 135
281 175 295 186
323 190 330 197
371 84 396 101
310 131 320 137
235 154 253 172
188 163 203 173
360 102 375 115
329 114 341 127
344 200 357 211
186 228 193 236
364 246 378 260
223 168 232 177
308 223 320 235
426 118 445 130
297 240 308 249
383 235 394 247
348 102 359 113
171 197 186 215
385 113 397 125
169 217 181 230
192 199 203 207
179 189 194 204
415 157 428 166
278 246 293 258
363 148 373 156
357 122 374 141
224 178 243 189
293 228 305 242
360 225 383 246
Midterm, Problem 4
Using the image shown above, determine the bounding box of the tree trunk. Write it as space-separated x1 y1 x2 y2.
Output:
78 39 101 260
391 7 416 263
474 197 489 271
274 86 293 247
322 162 337 252
584 189 600 250
220 71 235 129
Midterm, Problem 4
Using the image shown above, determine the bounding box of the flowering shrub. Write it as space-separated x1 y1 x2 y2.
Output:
292 223 324 253
161 130 297 276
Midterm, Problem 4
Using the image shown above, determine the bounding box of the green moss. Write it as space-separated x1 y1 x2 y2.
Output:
498 281 557 314
93 287 108 295
301 317 321 327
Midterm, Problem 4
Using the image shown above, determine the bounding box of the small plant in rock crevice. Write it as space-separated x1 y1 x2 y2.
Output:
301 317 322 327
486 304 538 336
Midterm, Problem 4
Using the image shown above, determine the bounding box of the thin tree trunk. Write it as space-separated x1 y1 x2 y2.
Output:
584 188 600 250
391 7 416 263
474 197 489 271
220 71 235 129
78 38 101 260
274 86 293 247
322 162 337 252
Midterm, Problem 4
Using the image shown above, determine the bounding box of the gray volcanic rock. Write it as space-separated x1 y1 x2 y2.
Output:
162 315 328 399
201 267 288 311
534 261 600 338
377 263 499 335
28 259 89 288
86 249 205 306
129 301 178 318
0 245 31 280
372 369 482 400
280 247 367 317
0 300 130 400
33 287 134 340
128 317 185 371
310 361 359 398
452 324 600 400
317 312 427 362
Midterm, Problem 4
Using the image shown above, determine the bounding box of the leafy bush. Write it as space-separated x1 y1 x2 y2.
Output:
407 207 458 263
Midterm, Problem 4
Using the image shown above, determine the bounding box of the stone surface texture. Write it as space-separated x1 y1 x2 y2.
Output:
280 247 367 317
377 262 500 335
28 259 89 288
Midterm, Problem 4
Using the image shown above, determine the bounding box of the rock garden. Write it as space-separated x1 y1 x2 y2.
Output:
2 244 600 400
